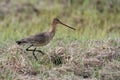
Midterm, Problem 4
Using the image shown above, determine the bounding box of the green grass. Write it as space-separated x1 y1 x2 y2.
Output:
0 0 119 45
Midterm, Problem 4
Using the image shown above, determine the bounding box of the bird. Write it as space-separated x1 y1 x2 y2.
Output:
16 18 76 60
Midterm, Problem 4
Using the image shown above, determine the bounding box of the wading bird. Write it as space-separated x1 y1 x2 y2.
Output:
16 18 76 60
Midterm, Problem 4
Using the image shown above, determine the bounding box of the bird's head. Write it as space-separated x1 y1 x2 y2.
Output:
52 18 76 30
53 18 60 24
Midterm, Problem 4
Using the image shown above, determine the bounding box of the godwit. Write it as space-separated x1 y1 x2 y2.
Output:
16 18 76 60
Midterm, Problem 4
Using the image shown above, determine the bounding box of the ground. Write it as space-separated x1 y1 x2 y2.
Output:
0 0 120 80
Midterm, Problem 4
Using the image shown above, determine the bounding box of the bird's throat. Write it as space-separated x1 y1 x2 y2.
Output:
49 24 56 38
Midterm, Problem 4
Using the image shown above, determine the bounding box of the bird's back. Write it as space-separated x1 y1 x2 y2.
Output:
16 32 51 46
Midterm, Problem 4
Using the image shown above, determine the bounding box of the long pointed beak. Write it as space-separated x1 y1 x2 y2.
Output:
59 21 76 30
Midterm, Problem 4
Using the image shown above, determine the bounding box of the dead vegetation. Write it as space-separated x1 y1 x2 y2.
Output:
0 39 120 80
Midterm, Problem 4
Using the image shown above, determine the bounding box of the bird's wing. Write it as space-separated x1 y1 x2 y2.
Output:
20 32 49 44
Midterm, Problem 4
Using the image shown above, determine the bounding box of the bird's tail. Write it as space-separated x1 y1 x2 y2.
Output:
16 40 27 45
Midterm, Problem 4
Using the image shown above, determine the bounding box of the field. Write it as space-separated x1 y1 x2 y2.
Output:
0 0 120 80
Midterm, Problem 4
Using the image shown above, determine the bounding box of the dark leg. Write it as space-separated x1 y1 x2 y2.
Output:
26 45 45 59
26 45 38 60
33 48 38 61
35 50 45 55
26 45 45 55
26 45 33 51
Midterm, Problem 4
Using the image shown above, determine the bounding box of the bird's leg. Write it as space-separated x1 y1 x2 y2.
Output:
26 45 38 60
35 49 45 55
33 48 38 61
26 45 33 51
26 45 45 55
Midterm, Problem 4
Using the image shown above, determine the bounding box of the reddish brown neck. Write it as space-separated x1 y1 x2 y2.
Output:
49 22 57 37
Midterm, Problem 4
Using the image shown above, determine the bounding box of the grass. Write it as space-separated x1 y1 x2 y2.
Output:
0 0 120 80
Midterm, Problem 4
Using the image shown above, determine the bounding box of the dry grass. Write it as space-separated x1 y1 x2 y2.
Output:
0 39 120 80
